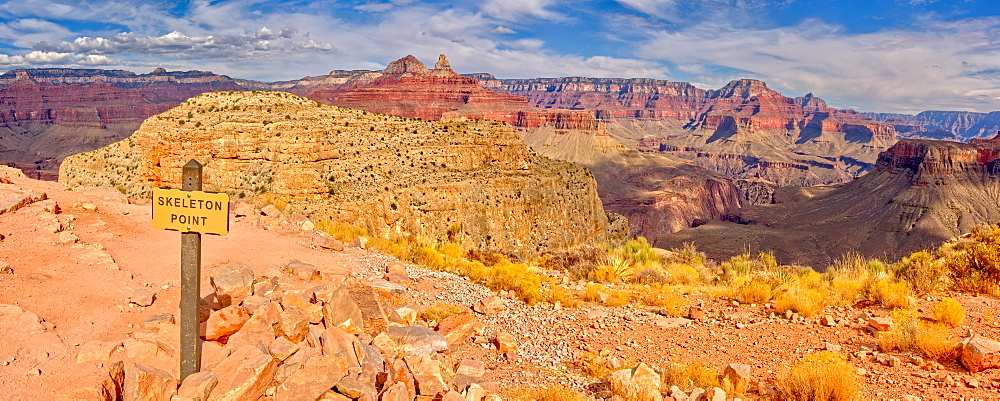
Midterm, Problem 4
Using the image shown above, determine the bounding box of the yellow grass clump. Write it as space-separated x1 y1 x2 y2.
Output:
774 284 826 317
877 309 960 360
508 385 590 401
420 303 465 324
661 362 721 392
932 297 965 327
775 351 861 401
868 279 913 309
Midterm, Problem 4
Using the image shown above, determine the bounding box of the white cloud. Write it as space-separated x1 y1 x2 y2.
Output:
354 3 395 12
0 50 113 66
491 26 517 34
33 29 334 60
480 0 562 21
637 18 1000 112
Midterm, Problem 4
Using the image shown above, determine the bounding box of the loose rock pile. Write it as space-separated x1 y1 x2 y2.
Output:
60 258 506 401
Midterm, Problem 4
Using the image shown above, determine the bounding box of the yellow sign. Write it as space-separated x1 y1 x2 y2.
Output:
152 188 230 235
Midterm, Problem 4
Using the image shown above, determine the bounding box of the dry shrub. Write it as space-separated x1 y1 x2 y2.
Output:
577 350 612 378
775 351 861 401
882 309 960 360
314 220 368 242
414 246 446 269
868 279 913 309
583 283 607 303
591 254 635 283
635 286 688 315
941 224 1000 294
484 261 543 305
915 322 960 360
420 303 464 324
661 362 720 392
542 245 603 279
825 253 883 306
894 251 948 294
932 297 965 327
547 285 580 308
731 276 774 305
662 263 702 285
774 285 825 317
508 385 589 401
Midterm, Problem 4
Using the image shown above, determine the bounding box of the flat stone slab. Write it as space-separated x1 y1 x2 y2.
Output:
0 185 46 215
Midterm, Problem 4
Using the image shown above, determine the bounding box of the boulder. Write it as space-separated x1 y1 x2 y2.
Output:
472 296 506 315
436 310 478 347
869 316 892 331
268 336 300 361
491 332 517 353
319 327 363 370
387 325 448 355
122 363 177 401
274 355 349 401
203 305 250 342
321 285 364 334
209 262 255 307
455 359 486 378
960 335 1000 373
608 363 662 401
335 376 376 399
277 307 310 342
128 288 156 307
722 363 751 393
175 371 217 401
207 345 277 401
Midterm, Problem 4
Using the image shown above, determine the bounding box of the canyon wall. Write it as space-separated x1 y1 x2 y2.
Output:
656 136 1000 268
59 91 616 254
0 68 243 179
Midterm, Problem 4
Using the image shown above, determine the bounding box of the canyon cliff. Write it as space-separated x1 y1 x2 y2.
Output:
865 110 1000 141
656 136 1000 268
474 76 903 201
0 68 243 179
59 91 618 254
300 55 747 239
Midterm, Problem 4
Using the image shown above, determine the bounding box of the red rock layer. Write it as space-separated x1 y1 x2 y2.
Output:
305 55 600 130
0 69 243 179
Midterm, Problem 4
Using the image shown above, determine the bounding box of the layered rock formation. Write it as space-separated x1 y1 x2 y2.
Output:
0 68 243 179
59 91 615 253
475 76 903 200
297 55 745 239
866 110 1000 142
305 55 598 130
520 126 745 238
657 136 1000 268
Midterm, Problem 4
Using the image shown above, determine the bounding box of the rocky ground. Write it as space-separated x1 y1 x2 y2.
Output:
1 165 999 400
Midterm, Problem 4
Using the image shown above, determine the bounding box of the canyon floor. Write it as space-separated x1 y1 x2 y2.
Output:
1 168 999 400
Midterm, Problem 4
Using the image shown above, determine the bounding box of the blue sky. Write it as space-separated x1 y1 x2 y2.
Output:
0 0 997 113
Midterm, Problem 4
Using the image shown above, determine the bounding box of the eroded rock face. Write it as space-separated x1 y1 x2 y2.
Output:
305 55 599 130
0 68 243 180
59 91 612 253
476 75 902 194
657 136 1000 267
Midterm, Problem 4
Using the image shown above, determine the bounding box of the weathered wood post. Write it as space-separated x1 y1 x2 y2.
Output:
151 159 229 382
179 159 203 381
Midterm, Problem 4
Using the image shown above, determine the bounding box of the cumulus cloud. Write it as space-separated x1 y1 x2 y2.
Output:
491 26 517 34
481 0 562 21
33 28 334 60
637 18 1000 112
0 50 112 66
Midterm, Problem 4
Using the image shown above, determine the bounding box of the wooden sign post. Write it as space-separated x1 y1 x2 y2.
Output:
151 160 230 381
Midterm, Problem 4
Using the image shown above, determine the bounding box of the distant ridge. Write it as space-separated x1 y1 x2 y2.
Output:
657 134 1000 267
